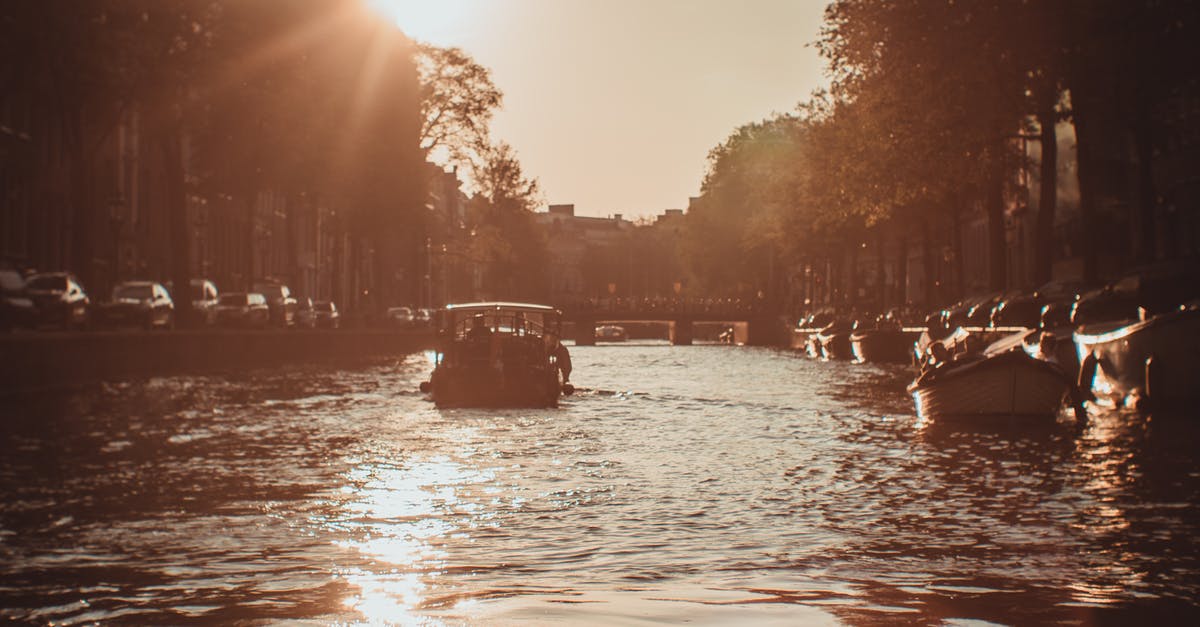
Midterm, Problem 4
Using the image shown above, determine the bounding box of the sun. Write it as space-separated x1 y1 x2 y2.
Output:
365 0 470 45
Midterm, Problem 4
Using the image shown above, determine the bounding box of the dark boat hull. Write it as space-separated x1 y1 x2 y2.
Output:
851 329 917 364
430 364 561 408
1074 306 1200 409
817 332 853 360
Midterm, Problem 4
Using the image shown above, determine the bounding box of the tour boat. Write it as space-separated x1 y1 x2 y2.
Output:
1074 303 1200 410
909 330 1074 419
420 302 569 408
594 324 628 342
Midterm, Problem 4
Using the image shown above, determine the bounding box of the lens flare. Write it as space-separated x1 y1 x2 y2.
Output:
365 0 470 44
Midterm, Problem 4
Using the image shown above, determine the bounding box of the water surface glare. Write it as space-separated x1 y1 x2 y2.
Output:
1 343 1197 624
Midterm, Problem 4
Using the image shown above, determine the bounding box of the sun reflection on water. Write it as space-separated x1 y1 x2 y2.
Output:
332 454 496 622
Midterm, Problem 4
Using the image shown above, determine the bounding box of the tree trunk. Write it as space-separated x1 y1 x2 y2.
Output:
1073 104 1099 285
244 191 257 288
286 193 300 292
875 227 886 310
162 124 193 326
1133 97 1157 264
951 203 965 299
895 235 908 308
1034 108 1058 285
846 238 858 306
331 218 343 306
371 225 394 314
986 157 1007 291
921 219 935 307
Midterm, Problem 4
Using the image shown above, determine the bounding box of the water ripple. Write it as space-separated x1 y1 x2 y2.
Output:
0 345 1197 624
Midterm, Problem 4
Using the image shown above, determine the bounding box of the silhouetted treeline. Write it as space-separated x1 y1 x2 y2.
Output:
684 0 1200 313
1 1 424 320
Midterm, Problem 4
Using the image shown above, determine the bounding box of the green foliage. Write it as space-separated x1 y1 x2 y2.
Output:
467 141 548 300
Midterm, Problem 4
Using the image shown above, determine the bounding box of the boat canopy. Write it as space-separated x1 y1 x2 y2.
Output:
438 302 562 341
445 302 559 314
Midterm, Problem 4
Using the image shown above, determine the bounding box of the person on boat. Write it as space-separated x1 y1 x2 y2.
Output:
467 314 491 341
1036 333 1060 364
952 334 984 361
922 341 950 372
547 333 572 383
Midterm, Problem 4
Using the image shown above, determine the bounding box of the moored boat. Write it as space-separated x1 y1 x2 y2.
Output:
816 320 853 360
909 330 1074 419
421 302 569 408
851 327 918 363
595 324 628 342
1075 304 1200 410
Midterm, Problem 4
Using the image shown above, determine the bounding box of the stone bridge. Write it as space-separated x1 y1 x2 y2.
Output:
555 299 787 346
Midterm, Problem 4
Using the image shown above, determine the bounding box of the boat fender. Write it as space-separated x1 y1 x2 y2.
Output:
1144 355 1157 403
419 381 431 393
562 383 575 396
1126 387 1148 412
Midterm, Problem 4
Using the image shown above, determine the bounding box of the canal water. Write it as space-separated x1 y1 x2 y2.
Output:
1 342 1197 625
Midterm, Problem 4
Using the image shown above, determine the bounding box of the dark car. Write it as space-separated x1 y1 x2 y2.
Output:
251 280 298 327
215 292 270 328
0 266 36 331
295 297 317 329
25 272 90 330
386 306 415 327
97 281 175 330
190 279 220 325
313 300 340 329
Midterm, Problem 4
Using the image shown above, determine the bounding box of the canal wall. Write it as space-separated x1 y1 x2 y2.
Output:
0 330 435 393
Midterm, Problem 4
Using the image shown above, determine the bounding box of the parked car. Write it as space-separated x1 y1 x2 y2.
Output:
386 306 415 327
215 292 270 328
164 278 220 325
415 308 434 327
96 281 175 330
251 280 298 327
0 265 36 331
313 301 340 329
295 297 317 329
25 272 90 330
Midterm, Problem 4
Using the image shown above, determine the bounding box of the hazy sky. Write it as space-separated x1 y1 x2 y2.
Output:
373 0 830 218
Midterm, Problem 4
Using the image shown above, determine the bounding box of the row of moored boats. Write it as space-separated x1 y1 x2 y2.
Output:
795 263 1200 421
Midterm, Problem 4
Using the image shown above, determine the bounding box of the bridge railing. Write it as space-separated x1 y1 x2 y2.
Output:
556 297 777 319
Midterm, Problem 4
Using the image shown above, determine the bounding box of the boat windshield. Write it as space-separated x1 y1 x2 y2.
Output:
447 309 553 339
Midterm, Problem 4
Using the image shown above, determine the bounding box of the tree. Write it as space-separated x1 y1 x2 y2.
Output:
819 0 1032 292
683 115 805 298
415 43 503 166
467 141 547 300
